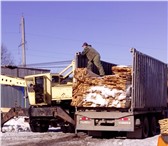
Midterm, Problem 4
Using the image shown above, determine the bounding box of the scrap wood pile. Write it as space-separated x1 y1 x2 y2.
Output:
159 118 168 135
71 65 132 108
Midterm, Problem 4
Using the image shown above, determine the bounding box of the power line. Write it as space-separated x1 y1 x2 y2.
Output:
28 66 68 69
2 31 163 51
2 12 162 25
26 52 74 58
25 60 72 67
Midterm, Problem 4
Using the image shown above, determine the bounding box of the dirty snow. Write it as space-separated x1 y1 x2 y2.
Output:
1 117 160 146
2 116 30 132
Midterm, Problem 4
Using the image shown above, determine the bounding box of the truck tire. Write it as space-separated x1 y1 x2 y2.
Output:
150 116 157 136
142 117 149 138
126 128 142 139
61 125 68 133
61 124 75 133
30 119 49 132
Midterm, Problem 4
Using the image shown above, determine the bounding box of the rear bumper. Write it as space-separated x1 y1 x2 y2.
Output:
76 111 134 132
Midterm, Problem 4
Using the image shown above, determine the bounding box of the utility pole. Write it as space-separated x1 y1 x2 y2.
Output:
21 16 26 67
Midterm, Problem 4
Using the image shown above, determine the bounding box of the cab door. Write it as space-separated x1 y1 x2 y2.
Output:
34 74 52 105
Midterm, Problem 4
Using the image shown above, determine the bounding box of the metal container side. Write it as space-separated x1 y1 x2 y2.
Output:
17 67 50 78
131 49 167 110
1 67 18 77
1 85 25 108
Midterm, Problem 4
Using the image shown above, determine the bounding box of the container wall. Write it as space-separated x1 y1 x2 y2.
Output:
1 66 50 108
1 85 26 108
75 54 116 75
131 49 167 110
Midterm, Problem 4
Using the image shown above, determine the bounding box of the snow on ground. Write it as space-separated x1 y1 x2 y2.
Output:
1 117 160 146
2 116 30 132
1 131 160 146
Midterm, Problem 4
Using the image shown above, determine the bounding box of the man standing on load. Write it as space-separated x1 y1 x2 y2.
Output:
81 42 105 76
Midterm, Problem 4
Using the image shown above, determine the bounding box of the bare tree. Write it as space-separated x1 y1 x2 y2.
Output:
1 44 15 65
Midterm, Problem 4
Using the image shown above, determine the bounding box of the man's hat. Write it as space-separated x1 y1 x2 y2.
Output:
82 42 89 47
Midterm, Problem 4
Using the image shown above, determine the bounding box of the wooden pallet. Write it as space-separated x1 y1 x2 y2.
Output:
159 118 168 135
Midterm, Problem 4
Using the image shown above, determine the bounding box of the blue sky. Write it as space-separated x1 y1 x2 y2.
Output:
1 1 168 71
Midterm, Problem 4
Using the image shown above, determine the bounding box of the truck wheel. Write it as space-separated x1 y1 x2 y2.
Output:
30 119 49 132
126 128 142 139
142 117 149 138
40 121 49 132
61 125 68 133
67 124 75 133
150 116 157 136
61 124 75 133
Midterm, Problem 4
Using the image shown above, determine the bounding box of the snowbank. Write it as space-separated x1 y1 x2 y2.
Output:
2 116 30 132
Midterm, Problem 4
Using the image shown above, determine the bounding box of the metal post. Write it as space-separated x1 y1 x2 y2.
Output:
21 16 26 67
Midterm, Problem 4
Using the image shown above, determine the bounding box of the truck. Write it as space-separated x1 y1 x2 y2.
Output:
75 48 168 138
1 48 168 138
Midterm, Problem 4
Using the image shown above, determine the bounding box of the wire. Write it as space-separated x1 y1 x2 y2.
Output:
2 31 163 51
27 66 68 69
25 60 72 67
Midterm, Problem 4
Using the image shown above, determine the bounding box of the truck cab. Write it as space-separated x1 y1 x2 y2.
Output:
25 73 73 106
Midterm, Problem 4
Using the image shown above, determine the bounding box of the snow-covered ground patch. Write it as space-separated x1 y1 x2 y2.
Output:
1 131 160 146
2 116 30 132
